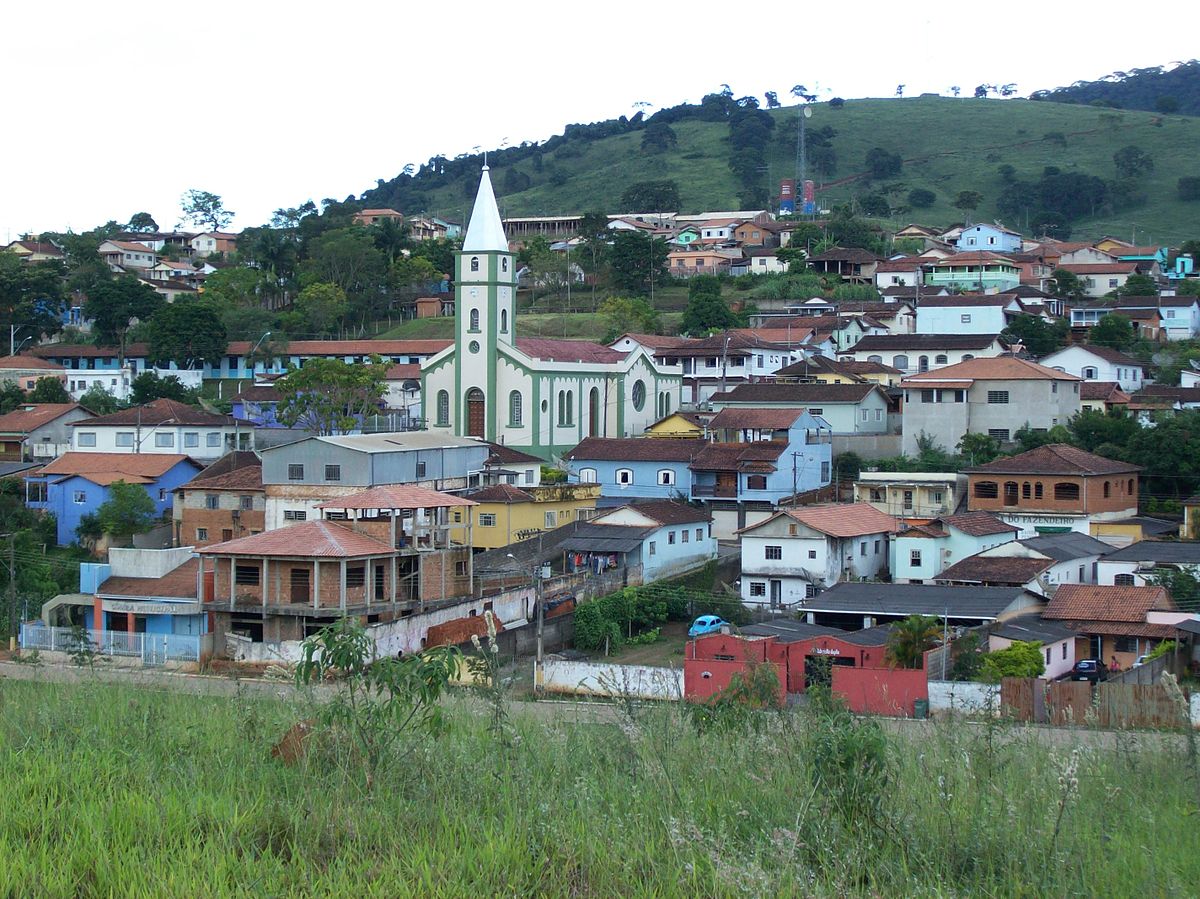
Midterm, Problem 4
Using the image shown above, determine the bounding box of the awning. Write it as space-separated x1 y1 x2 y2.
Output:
560 535 644 553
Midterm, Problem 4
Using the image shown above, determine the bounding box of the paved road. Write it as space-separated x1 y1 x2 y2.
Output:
1 660 1192 750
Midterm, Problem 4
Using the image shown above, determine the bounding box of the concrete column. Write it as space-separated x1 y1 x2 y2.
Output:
390 555 397 605
93 595 104 635
262 557 268 608
196 555 204 603
313 560 320 610
339 559 347 612
125 612 135 634
228 557 235 605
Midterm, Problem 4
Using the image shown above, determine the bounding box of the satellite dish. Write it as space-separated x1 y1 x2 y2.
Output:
803 106 813 119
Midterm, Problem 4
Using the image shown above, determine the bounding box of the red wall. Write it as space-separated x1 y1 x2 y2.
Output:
831 666 927 717
684 657 786 703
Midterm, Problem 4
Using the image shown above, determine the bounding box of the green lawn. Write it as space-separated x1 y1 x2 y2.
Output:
1 676 1196 896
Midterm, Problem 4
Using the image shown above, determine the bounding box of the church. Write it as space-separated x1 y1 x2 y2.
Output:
421 167 682 460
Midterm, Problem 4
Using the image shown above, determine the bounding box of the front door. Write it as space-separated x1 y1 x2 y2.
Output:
716 472 737 497
466 388 485 438
770 579 782 609
290 568 310 604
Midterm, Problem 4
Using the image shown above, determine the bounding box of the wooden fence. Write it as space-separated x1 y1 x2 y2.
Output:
1000 676 1190 729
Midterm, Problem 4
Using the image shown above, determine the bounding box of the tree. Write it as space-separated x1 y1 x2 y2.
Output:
640 122 678 154
681 276 739 335
907 188 936 208
1177 177 1200 201
130 372 194 405
1013 423 1072 453
93 480 157 547
370 216 410 265
84 276 163 365
295 282 349 337
1030 211 1071 240
1049 268 1087 301
179 189 233 231
885 615 942 668
0 255 68 343
1156 95 1180 114
974 84 991 98
1001 314 1069 356
620 180 680 211
764 91 781 109
1113 145 1154 180
607 231 668 295
0 381 26 415
997 164 1016 182
1122 410 1200 498
126 212 158 233
859 194 890 217
957 432 1003 463
77 383 120 416
300 227 387 323
144 301 228 369
1088 314 1136 350
1116 273 1158 297
864 147 902 180
954 190 983 212
1068 408 1140 453
276 357 387 435
598 296 661 342
980 641 1045 681
27 378 70 404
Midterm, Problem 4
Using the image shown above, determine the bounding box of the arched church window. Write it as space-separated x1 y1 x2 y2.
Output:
436 390 450 426
500 309 508 333
470 256 480 272
470 308 480 332
502 258 509 272
509 390 522 426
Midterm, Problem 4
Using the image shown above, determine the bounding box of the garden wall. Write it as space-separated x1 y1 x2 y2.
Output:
540 659 683 700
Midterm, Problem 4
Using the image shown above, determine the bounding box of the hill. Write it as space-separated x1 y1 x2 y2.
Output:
362 96 1200 245
1031 60 1200 116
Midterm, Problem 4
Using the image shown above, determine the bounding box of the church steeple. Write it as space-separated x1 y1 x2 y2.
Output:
462 166 509 252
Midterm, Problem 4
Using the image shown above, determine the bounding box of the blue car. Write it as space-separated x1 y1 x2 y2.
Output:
688 615 730 638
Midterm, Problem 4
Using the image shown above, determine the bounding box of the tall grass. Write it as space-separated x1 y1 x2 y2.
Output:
0 677 1196 897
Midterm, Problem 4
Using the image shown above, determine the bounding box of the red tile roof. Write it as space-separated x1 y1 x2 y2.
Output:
515 338 625 364
937 555 1051 585
902 356 1078 384
223 338 452 356
611 333 695 350
709 407 806 430
98 558 199 599
468 484 534 503
39 452 196 481
566 437 708 462
199 520 395 558
690 441 785 471
780 502 901 538
484 442 543 465
1043 584 1173 622
76 398 231 427
316 484 476 510
1080 382 1129 403
1058 262 1140 275
964 444 1141 476
181 465 263 491
0 403 84 434
0 355 65 371
941 511 1018 537
617 499 711 526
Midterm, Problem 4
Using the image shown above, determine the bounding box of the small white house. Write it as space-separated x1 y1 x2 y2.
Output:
891 511 1018 583
1039 345 1145 393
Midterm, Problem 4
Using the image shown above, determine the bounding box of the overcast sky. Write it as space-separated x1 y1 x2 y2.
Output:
3 1 1194 239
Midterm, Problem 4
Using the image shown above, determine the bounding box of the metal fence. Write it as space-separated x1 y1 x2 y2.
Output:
20 625 201 665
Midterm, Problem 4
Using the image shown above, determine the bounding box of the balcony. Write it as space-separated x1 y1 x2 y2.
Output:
692 484 737 499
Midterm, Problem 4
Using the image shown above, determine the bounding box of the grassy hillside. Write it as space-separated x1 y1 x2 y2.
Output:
405 98 1200 245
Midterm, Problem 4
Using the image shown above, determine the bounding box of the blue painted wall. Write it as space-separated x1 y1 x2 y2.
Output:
566 458 695 500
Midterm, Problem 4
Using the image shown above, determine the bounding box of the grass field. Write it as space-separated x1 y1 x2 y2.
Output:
410 97 1200 246
1 676 1197 897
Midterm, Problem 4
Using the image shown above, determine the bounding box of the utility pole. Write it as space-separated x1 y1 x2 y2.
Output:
534 564 545 694
3 534 14 651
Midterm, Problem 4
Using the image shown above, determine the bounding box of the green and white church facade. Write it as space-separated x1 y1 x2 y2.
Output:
421 167 682 460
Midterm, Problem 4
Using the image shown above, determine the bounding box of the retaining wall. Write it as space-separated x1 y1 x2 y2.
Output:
540 659 683 700
928 680 1000 717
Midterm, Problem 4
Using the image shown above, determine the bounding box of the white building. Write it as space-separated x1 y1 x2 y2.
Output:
1039 345 1146 393
914 295 1019 335
854 471 966 519
891 511 1019 583
842 333 1012 376
70 398 249 461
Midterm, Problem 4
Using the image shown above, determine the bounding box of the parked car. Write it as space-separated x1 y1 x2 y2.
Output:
1070 659 1106 683
688 615 729 638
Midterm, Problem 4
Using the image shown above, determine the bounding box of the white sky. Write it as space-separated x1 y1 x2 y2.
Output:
3 1 1194 239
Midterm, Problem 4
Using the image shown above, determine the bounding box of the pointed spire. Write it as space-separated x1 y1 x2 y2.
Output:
462 166 509 252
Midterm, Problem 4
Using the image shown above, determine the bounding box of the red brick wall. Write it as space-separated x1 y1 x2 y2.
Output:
179 507 266 548
831 666 927 717
967 473 1137 515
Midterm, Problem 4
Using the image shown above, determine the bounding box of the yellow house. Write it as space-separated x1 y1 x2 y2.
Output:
456 482 601 549
1093 237 1135 255
644 411 707 439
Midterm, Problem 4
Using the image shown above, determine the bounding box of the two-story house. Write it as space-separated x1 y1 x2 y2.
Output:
936 532 1112 594
0 403 93 462
70 398 249 461
955 224 1023 254
841 333 1012 376
564 437 706 502
913 294 1021 335
854 471 966 520
706 382 892 435
963 443 1141 538
656 332 799 405
737 503 901 610
1095 541 1200 586
900 357 1081 455
172 451 265 548
1038 345 1146 393
926 252 1021 292
577 500 716 583
891 511 1019 583
98 240 159 272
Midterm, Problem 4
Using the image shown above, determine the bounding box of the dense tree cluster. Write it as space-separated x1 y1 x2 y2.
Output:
1031 61 1200 116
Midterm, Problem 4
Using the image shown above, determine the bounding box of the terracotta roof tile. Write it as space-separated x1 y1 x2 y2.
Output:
181 465 263 491
964 444 1141 476
610 332 694 350
941 511 1019 537
709 407 806 430
223 338 451 356
709 383 878 404
566 437 708 463
484 442 543 465
0 403 84 434
98 558 198 599
780 502 901 537
690 441 785 471
1080 382 1129 402
76 398 232 427
467 484 533 503
317 485 476 510
849 334 1006 352
1043 584 1173 622
0 355 64 371
515 338 624 364
902 357 1078 384
937 555 1051 585
39 452 196 480
199 520 395 558
617 500 711 526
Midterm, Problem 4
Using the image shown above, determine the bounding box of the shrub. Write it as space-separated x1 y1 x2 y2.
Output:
980 640 1045 682
907 188 936 208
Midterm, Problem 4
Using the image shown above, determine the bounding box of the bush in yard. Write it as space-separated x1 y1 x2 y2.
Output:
979 640 1045 682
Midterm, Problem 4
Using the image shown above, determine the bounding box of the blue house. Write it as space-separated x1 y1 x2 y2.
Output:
230 384 283 428
955 224 1023 254
26 452 203 545
563 437 706 505
564 500 715 583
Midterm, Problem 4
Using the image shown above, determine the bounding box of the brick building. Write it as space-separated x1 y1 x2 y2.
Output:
963 444 1141 538
173 451 265 548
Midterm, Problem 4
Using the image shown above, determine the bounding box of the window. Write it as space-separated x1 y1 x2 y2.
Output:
1045 647 1051 665
116 432 134 447
809 408 823 416
288 464 304 481
154 433 174 448
158 488 166 501
478 513 497 527
416 460 427 478
436 390 450 426
932 491 943 503
240 495 253 511
283 510 307 521
579 468 597 483
657 469 675 486
668 531 675 545
234 565 260 586
73 490 87 504
874 540 880 554
27 482 46 503
469 308 480 331
875 409 883 421
1114 636 1138 654
1003 481 1018 506
1053 482 1080 501
196 528 208 541
616 469 633 485
205 494 219 510
749 582 766 597
961 314 972 323
695 528 703 542
545 511 557 529
935 355 948 365
184 432 199 448
524 469 534 485
1035 482 1044 499
988 429 1010 442
921 389 936 404
1103 481 1111 498
820 462 830 481
808 550 817 559
648 541 656 556
207 432 221 447
1114 573 1135 586
1022 482 1031 499
681 529 689 543
631 380 646 412
500 309 508 333
324 464 341 482
508 391 522 426
910 550 922 566
747 475 767 490
470 256 479 272
1127 478 1134 495
861 409 869 422
986 390 1009 404
869 488 884 503
974 481 998 499
903 490 914 508
77 432 97 447
765 545 782 560
860 542 867 556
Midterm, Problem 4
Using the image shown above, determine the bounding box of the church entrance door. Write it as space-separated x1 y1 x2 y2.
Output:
466 388 485 438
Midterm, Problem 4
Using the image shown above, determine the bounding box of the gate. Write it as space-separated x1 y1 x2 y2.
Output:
142 636 167 667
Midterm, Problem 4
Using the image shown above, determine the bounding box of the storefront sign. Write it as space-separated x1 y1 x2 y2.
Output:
102 600 202 616
813 646 841 655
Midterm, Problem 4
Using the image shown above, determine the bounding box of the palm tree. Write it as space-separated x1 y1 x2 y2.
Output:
885 615 942 669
